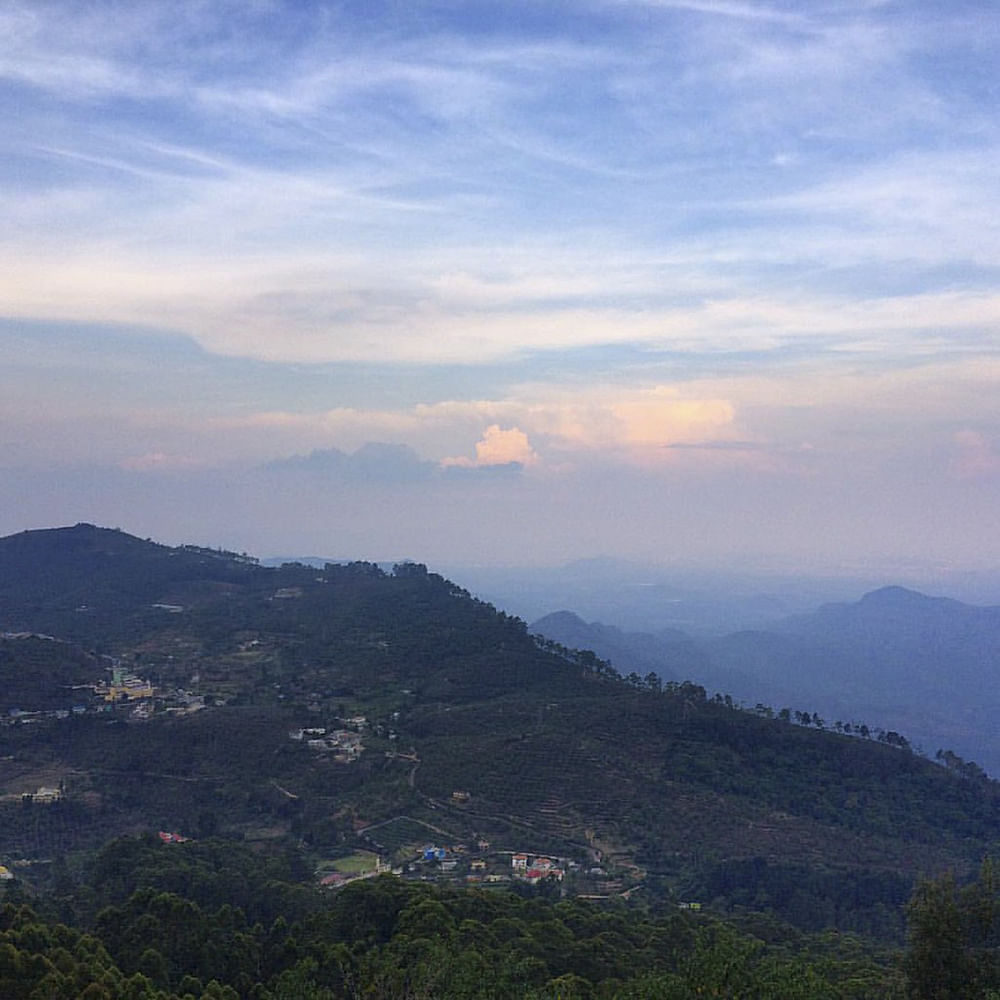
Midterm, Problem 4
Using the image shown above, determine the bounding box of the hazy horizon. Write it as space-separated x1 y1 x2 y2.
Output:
2 1 998 578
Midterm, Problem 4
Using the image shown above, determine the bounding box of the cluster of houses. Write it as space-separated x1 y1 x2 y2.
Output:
314 843 658 904
379 840 650 899
2 659 207 730
4 705 90 726
393 844 572 888
511 852 566 884
289 717 368 762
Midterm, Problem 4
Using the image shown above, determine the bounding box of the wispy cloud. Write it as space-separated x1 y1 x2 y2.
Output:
3 0 997 369
612 0 806 26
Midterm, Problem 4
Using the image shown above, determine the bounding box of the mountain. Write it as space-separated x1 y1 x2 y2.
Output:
531 585 1000 776
530 610 758 699
711 585 1000 770
445 557 876 634
2 525 1000 944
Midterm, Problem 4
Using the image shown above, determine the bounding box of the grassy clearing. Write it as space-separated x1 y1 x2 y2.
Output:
321 850 380 875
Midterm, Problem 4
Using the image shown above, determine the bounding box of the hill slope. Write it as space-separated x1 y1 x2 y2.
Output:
1 525 999 941
532 586 1000 776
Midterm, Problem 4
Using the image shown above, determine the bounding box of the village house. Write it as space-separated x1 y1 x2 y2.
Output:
290 727 326 741
158 831 190 843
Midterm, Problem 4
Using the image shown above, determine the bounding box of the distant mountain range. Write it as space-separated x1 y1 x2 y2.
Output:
532 584 1000 775
442 556 1000 634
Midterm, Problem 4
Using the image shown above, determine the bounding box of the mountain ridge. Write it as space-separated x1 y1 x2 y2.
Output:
530 583 1000 775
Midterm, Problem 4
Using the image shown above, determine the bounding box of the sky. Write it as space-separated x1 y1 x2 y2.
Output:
2 0 999 583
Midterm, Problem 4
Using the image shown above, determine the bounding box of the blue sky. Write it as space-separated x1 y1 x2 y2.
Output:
2 0 999 578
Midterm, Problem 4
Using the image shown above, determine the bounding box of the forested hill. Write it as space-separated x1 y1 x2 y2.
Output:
0 524 266 646
0 524 999 949
533 583 1000 776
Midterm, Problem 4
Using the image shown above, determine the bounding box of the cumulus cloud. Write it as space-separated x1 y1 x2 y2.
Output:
496 387 739 458
441 425 540 469
609 394 735 448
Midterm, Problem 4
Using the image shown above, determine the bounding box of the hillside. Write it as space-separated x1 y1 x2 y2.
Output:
532 587 1000 777
1 525 999 944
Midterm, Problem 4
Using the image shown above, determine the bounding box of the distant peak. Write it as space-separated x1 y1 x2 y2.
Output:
531 610 588 630
859 585 927 606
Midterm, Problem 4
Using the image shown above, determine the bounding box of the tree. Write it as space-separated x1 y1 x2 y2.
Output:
905 860 1000 999
905 872 967 999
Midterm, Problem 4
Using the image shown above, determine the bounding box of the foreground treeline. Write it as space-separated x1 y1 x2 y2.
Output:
0 895 900 1000
0 835 912 999
5 840 1000 998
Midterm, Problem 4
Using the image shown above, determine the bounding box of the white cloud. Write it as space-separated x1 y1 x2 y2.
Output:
617 0 803 25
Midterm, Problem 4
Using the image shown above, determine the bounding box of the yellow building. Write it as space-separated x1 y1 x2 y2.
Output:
103 671 154 702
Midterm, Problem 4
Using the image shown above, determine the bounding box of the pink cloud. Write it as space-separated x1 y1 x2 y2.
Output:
441 425 539 468
950 430 1000 480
